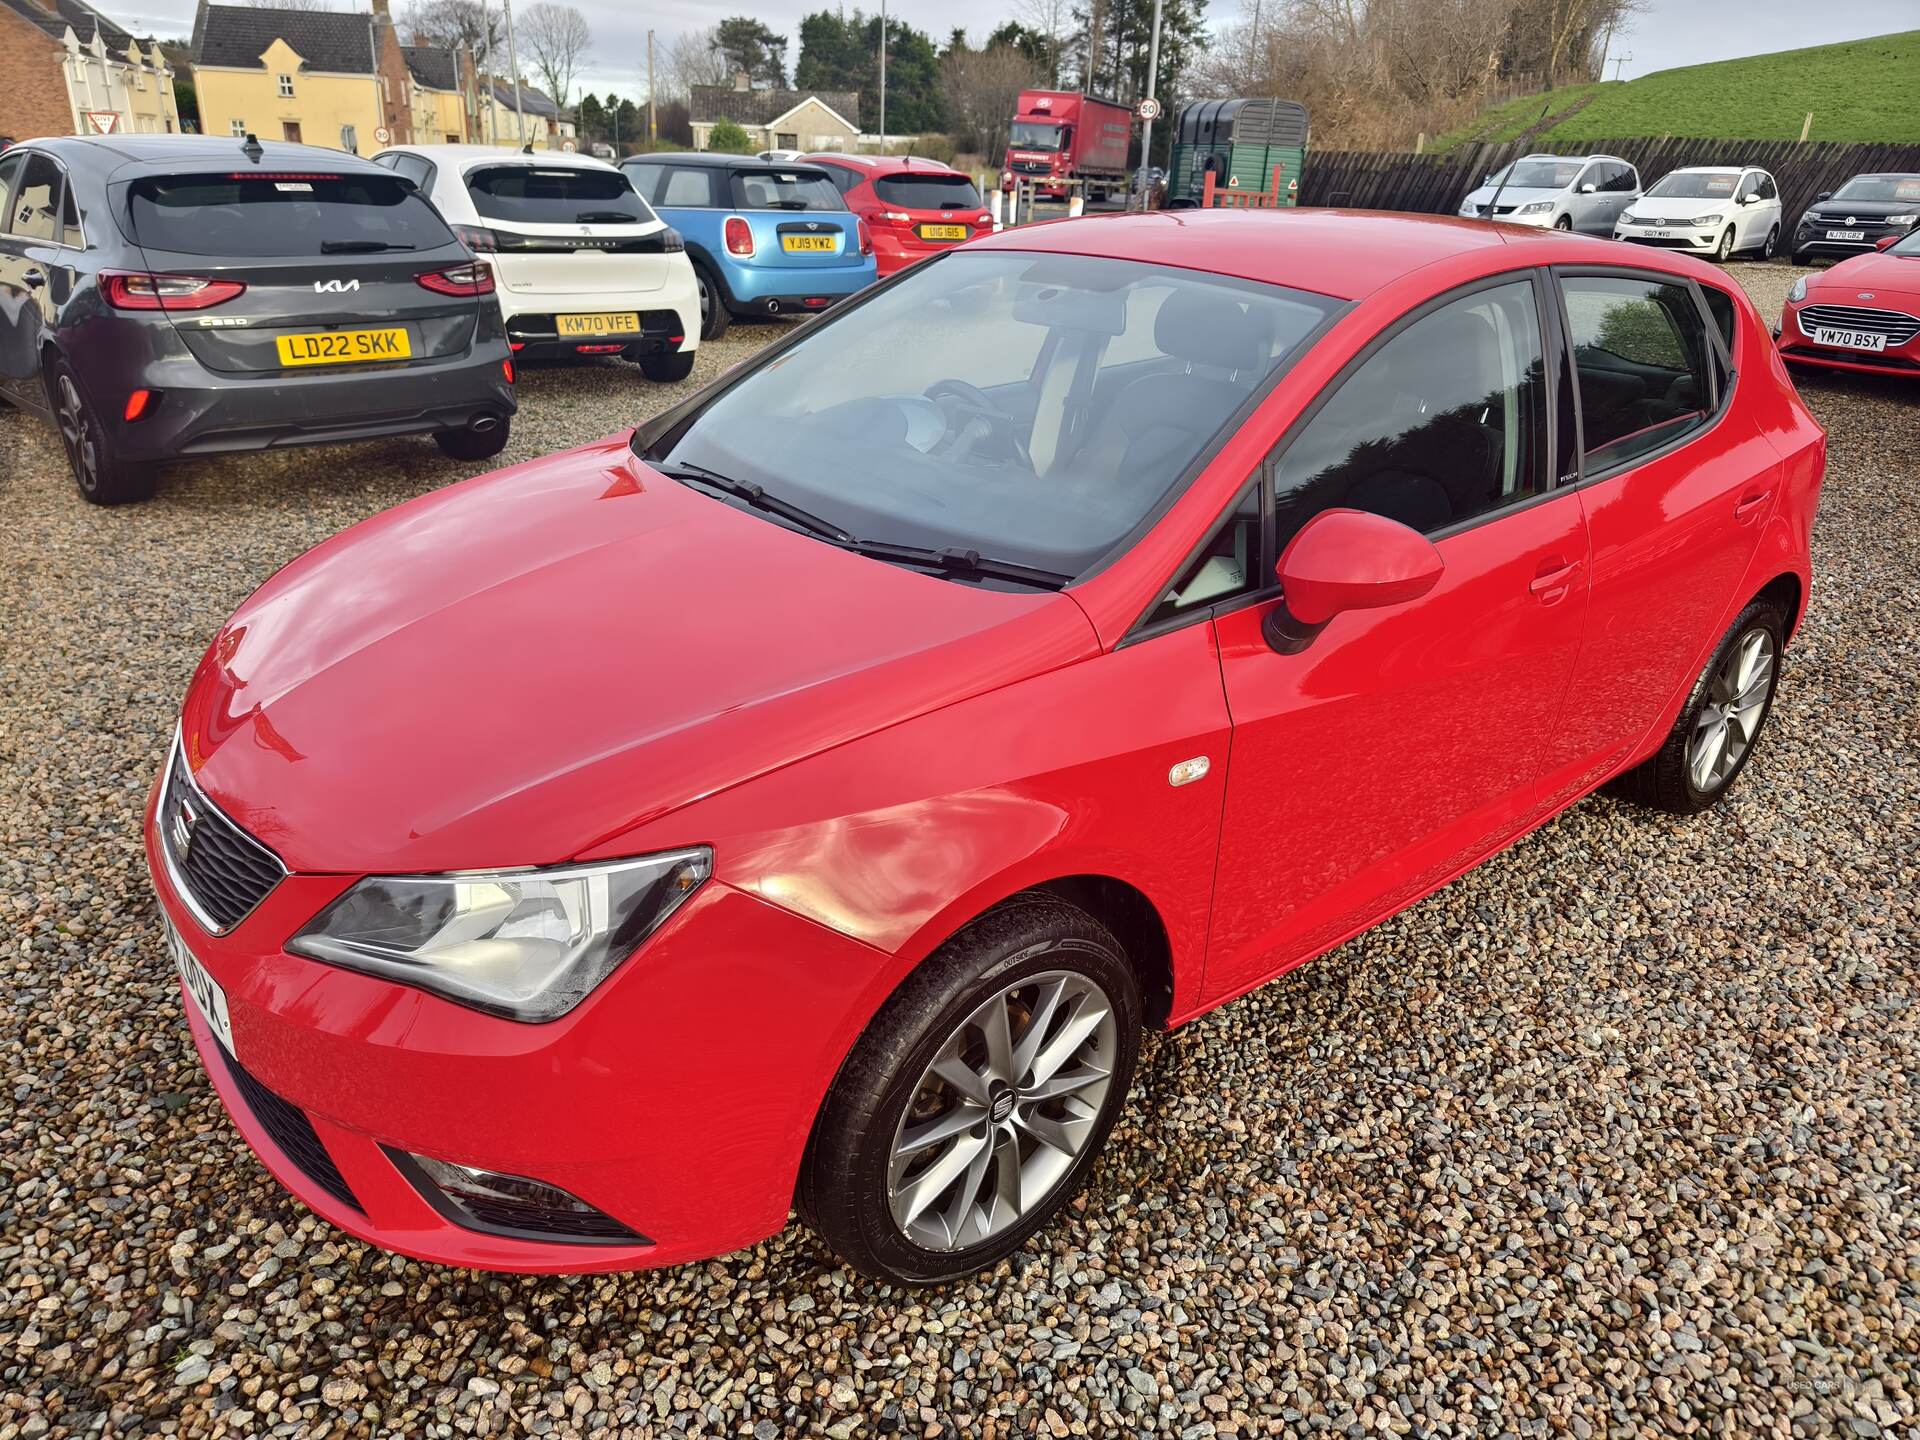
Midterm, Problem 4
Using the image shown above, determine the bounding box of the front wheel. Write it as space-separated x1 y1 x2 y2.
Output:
1553 214 1573 231
1610 599 1785 814
434 416 510 462
637 349 695 382
1714 226 1735 262
799 899 1142 1286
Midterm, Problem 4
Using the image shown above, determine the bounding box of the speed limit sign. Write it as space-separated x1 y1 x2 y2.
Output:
374 126 391 145
1136 97 1162 121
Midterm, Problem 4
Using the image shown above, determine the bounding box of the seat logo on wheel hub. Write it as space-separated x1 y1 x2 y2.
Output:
989 1087 1015 1124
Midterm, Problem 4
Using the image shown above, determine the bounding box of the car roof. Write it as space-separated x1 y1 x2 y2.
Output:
1665 165 1753 175
22 133 394 181
623 152 830 172
969 208 1574 302
802 152 960 174
378 144 617 173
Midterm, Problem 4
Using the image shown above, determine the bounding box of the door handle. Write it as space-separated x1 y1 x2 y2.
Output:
21 267 46 288
1734 489 1773 523
1529 558 1581 604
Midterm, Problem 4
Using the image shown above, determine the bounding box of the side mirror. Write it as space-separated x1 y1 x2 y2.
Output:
1579 182 1597 194
1740 193 1759 204
1265 509 1445 654
1876 234 1900 250
1816 191 1832 201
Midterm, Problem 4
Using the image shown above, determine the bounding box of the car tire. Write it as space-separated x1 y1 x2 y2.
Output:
49 358 155 506
693 261 731 342
1714 226 1735 262
1553 214 1572 231
637 349 696 383
1759 225 1779 260
1610 598 1785 815
433 417 511 463
1791 248 1815 267
798 898 1142 1286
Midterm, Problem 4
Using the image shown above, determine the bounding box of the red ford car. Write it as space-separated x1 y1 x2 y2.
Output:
150 211 1823 1286
805 153 993 276
1777 228 1920 379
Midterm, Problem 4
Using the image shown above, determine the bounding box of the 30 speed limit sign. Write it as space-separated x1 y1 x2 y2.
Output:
1136 97 1162 121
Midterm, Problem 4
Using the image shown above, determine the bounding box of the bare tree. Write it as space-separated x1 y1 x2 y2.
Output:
403 0 502 67
520 2 590 111
241 0 339 9
662 26 731 100
941 41 1043 161
1014 0 1071 86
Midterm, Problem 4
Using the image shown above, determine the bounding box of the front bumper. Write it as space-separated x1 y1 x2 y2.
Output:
147 784 893 1273
1792 222 1912 260
1776 302 1920 379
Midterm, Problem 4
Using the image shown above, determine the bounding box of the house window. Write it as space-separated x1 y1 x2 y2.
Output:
135 72 146 89
277 73 294 97
775 131 798 149
230 118 247 136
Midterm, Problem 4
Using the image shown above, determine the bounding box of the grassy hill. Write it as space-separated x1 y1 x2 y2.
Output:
1435 30 1920 151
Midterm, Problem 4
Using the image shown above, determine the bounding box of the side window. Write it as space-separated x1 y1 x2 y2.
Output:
0 153 22 227
1560 274 1713 472
60 180 83 246
1271 280 1550 551
1606 164 1638 193
622 164 661 202
9 154 62 241
822 164 860 195
1573 165 1598 193
1149 484 1262 624
1699 284 1737 356
395 154 435 190
1758 173 1777 201
660 166 716 207
372 152 399 168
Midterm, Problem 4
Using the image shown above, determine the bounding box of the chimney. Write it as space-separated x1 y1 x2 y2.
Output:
732 69 751 92
371 0 391 17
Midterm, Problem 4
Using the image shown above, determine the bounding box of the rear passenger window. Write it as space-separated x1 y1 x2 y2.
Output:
659 167 718 207
1700 285 1737 353
1270 280 1550 550
9 153 62 241
1561 275 1713 472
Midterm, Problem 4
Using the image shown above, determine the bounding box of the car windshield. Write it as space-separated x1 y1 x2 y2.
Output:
1010 122 1063 151
874 172 984 210
1887 229 1920 257
127 172 454 255
643 251 1340 579
1830 175 1920 203
1647 171 1742 199
466 165 654 224
730 169 842 210
1486 159 1582 190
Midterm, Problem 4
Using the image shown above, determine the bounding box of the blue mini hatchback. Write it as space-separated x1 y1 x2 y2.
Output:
619 154 877 339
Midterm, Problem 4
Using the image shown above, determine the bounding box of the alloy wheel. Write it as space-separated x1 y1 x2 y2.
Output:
1762 226 1778 260
887 970 1118 1252
1717 227 1734 261
1687 627 1775 793
697 272 713 327
55 373 99 493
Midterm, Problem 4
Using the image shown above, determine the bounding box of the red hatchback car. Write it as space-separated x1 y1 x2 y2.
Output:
150 211 1823 1286
1777 228 1920 379
805 153 994 276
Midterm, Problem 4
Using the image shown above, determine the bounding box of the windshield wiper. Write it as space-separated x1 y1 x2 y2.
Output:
840 540 1072 590
319 239 416 252
651 461 855 544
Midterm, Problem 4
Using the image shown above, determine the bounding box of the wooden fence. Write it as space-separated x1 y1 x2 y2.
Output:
1298 138 1920 232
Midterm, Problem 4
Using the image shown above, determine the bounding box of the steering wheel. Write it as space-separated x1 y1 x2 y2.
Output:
924 379 1032 469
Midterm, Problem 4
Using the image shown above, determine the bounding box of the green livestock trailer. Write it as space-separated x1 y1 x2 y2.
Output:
1167 98 1310 207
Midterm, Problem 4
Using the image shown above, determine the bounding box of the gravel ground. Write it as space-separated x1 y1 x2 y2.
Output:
3 266 1916 1439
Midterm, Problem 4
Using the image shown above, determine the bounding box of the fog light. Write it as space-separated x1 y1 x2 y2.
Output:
575 343 624 354
501 358 515 384
124 388 154 422
390 1148 649 1244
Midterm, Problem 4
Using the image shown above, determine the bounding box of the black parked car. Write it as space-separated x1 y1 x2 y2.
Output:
0 134 516 504
1790 172 1920 266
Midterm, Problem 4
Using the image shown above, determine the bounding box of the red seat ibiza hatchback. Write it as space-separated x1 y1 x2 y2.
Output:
150 211 1824 1286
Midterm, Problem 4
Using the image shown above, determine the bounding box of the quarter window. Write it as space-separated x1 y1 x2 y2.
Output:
1270 280 1549 551
1149 485 1262 624
1560 275 1713 472
0 153 23 229
60 181 83 247
659 166 719 207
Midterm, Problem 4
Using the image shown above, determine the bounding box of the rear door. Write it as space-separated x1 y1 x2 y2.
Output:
462 162 677 298
730 167 864 273
122 168 481 375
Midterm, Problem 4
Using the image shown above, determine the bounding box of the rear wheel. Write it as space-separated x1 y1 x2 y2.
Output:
1611 599 1785 814
637 349 695 382
693 262 731 342
50 359 154 505
799 899 1142 1286
434 416 510 463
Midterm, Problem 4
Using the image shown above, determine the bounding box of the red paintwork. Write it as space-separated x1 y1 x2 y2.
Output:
150 212 1824 1273
802 153 992 277
1002 90 1132 198
1275 509 1445 626
1777 245 1920 379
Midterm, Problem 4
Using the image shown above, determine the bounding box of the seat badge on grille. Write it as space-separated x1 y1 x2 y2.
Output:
170 792 200 857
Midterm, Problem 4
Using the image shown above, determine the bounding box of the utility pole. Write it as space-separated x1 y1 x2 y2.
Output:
878 0 887 152
1137 0 1162 211
648 30 656 144
502 0 526 145
1611 52 1631 81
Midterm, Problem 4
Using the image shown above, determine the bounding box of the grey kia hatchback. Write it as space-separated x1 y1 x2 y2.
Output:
0 134 516 504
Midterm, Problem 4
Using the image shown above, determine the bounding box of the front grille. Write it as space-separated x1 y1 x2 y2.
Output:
159 740 285 933
1476 203 1520 217
214 1041 363 1214
1800 304 1920 345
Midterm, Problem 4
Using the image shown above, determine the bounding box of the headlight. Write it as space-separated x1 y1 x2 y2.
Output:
1691 213 1723 227
1517 201 1553 215
1787 276 1807 303
1889 214 1918 227
289 849 712 1021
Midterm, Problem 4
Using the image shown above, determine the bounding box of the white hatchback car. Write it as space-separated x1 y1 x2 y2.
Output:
1613 166 1784 262
372 146 702 382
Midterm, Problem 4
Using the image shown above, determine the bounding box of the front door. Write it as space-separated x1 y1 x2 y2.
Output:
0 150 60 407
1202 275 1591 1005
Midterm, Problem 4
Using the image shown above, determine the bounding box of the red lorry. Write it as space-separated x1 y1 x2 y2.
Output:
1002 90 1132 202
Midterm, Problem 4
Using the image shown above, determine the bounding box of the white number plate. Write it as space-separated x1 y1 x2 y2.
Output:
1810 326 1887 352
168 919 235 1055
1826 229 1865 240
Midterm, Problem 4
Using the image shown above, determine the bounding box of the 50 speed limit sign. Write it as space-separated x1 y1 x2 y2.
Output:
1136 97 1162 121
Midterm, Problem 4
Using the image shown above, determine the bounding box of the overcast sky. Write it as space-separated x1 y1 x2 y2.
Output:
121 0 1917 105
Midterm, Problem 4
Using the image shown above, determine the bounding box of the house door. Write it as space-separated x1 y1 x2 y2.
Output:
282 121 302 143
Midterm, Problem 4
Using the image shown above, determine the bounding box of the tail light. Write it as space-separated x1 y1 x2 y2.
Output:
878 210 912 225
123 388 154 422
857 218 872 256
975 213 992 227
724 216 754 257
102 270 246 311
417 261 495 296
660 227 686 253
453 223 499 253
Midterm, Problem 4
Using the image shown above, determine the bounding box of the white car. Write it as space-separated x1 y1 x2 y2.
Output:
1613 166 1784 262
371 146 701 382
1456 153 1640 233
